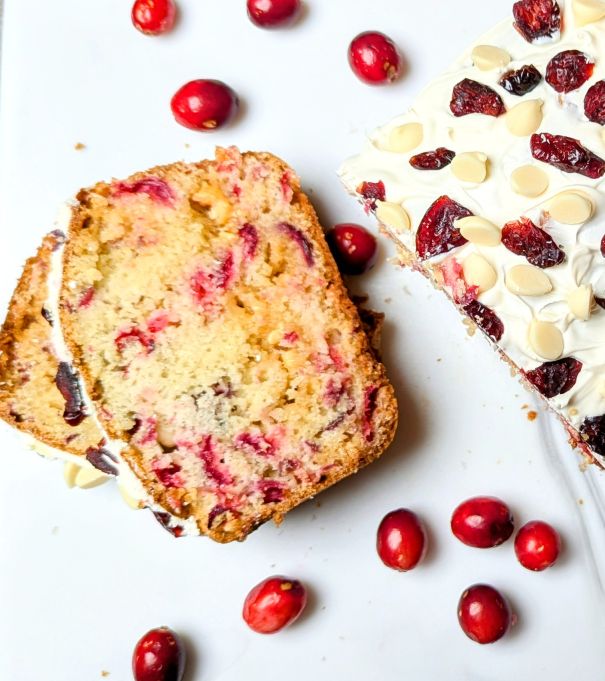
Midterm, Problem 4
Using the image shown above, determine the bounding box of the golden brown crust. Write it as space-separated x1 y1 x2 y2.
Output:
0 233 102 456
60 149 398 542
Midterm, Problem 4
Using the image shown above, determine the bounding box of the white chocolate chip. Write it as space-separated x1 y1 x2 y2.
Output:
529 320 564 360
376 200 411 231
455 216 501 246
118 483 143 510
74 466 110 490
451 152 488 183
462 253 497 293
157 420 177 449
471 45 511 71
510 165 549 197
505 100 543 137
385 123 423 153
63 462 79 488
548 191 594 225
506 265 553 296
573 0 605 26
568 284 594 320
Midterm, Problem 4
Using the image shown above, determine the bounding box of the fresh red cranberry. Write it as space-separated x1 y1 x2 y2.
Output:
515 520 561 571
530 133 605 179
463 301 504 343
545 50 594 93
327 224 377 275
602 234 605 257
458 585 511 644
131 0 176 35
416 195 471 260
502 217 565 268
513 0 561 43
376 509 427 571
247 0 301 28
409 148 455 170
451 497 514 548
450 79 505 117
585 80 605 124
170 80 238 131
580 415 605 457
243 576 307 634
348 32 401 85
524 358 582 398
499 64 542 96
132 627 185 681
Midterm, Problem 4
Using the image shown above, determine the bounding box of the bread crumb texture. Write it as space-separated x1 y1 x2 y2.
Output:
0 233 101 455
60 147 398 541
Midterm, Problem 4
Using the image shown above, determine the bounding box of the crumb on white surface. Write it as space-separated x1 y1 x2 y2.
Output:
462 318 476 336
74 142 86 151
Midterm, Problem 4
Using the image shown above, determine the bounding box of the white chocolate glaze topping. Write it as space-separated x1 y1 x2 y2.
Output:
340 0 605 460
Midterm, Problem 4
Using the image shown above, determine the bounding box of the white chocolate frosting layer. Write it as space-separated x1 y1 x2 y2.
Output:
340 0 605 459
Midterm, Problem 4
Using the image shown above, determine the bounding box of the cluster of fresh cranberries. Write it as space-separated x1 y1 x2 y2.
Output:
132 499 560 680
132 577 307 680
130 0 402 132
376 497 561 644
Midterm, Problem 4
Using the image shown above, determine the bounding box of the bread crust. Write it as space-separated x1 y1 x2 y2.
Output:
59 149 398 542
0 232 102 456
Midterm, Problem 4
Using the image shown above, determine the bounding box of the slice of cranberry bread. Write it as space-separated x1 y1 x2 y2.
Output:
59 147 397 542
0 232 102 456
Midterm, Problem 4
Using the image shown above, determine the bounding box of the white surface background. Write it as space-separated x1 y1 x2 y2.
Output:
1 1 605 679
